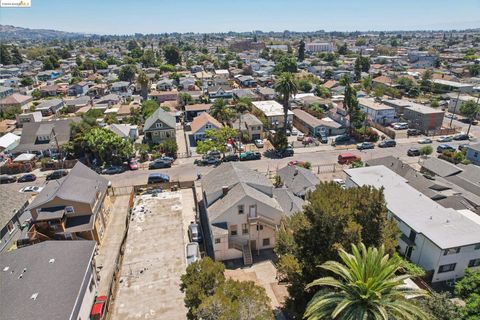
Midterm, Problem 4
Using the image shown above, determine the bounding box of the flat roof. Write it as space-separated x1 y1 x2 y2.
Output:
345 165 480 249
358 98 394 111
252 100 294 117
405 104 444 114
432 79 474 88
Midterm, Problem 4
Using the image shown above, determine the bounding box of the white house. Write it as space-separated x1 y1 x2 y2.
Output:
345 165 480 283
107 123 139 140
358 98 396 125
252 100 294 130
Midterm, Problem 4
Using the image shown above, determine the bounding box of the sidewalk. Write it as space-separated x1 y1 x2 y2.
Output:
95 194 131 295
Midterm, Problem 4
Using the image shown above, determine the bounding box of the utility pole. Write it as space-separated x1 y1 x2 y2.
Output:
466 94 480 136
449 89 461 128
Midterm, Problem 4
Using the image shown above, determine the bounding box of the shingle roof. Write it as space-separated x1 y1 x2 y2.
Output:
277 165 319 196
144 107 176 131
184 104 212 112
421 158 462 177
190 112 222 134
0 240 96 320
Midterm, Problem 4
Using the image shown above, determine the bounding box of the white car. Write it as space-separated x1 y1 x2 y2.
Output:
186 242 200 266
393 123 409 130
254 139 264 148
291 129 299 136
333 179 346 188
19 186 43 194
297 133 305 141
437 136 453 142
417 138 432 144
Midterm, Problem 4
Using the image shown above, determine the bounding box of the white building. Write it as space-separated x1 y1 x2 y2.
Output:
345 165 480 283
358 98 396 125
252 100 294 129
305 42 335 53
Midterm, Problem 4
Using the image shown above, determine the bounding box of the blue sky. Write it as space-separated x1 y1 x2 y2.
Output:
1 0 479 34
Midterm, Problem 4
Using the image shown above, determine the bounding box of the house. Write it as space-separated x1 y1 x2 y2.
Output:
358 98 396 125
0 240 97 320
0 187 31 253
447 94 479 119
156 79 175 91
201 163 286 263
36 70 61 81
0 132 20 153
277 165 319 198
292 109 344 137
68 81 89 96
232 88 257 101
111 81 132 97
13 118 79 156
26 162 112 244
148 90 178 104
107 123 139 140
35 99 65 116
0 93 32 113
207 85 233 100
0 86 14 99
372 75 394 88
256 87 275 100
383 99 417 115
235 75 257 87
403 104 444 133
65 95 91 113
252 100 293 130
190 112 222 141
345 165 480 283
94 93 121 106
466 143 480 166
143 107 176 144
16 112 42 128
232 113 264 141
408 51 438 68
431 79 474 93
40 85 59 97
184 103 212 121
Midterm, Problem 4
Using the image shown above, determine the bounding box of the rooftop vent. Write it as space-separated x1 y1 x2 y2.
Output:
3 266 9 272
49 258 55 264
31 293 39 300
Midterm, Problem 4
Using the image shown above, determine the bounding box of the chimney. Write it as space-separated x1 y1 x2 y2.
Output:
222 186 229 196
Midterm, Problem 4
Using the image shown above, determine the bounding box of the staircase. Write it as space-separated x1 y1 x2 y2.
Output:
229 238 253 266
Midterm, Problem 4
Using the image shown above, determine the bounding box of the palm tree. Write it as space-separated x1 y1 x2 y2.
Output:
137 71 149 100
274 72 298 133
210 98 234 124
304 243 429 320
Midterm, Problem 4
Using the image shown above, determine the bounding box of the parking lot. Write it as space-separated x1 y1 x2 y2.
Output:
111 189 195 320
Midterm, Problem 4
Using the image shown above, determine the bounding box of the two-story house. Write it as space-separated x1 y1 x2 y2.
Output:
466 143 480 166
252 100 293 130
25 162 112 245
207 85 233 100
358 98 396 125
143 107 176 144
189 112 222 142
232 113 264 141
69 81 89 96
35 99 65 116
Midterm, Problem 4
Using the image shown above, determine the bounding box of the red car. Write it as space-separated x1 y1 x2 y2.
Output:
129 159 139 170
90 295 108 320
288 160 305 167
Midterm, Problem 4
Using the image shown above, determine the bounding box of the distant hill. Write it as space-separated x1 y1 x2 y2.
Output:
0 25 86 41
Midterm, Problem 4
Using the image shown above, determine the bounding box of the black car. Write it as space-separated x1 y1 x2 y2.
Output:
147 173 170 184
149 160 172 169
407 129 421 136
0 174 17 184
335 135 350 144
17 173 37 182
46 169 68 181
458 144 468 151
275 147 294 158
437 144 456 153
223 154 239 162
453 133 469 141
378 140 397 148
407 148 420 156
319 134 328 144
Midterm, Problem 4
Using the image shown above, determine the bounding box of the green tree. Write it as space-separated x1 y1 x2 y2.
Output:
141 100 160 119
196 127 237 156
298 79 313 93
419 145 433 156
421 70 433 92
344 79 365 131
305 243 429 320
314 84 330 98
31 89 41 100
164 45 182 65
210 99 234 124
157 138 178 157
275 72 298 133
119 64 137 82
273 55 298 74
337 43 348 55
81 127 133 164
94 60 108 70
178 92 193 107
127 39 139 51
136 71 149 100
11 46 23 65
20 77 34 87
141 49 157 67
459 99 480 136
419 292 462 320
468 63 480 77
271 130 288 150
0 44 12 65
455 269 480 300
431 99 440 108
298 40 305 62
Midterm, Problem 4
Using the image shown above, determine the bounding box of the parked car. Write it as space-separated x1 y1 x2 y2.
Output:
458 144 468 151
240 151 261 161
393 123 409 130
19 186 42 194
188 223 203 243
286 129 291 136
194 156 221 166
437 136 453 142
102 165 125 174
453 133 470 141
445 114 458 120
275 147 294 158
207 150 221 159
437 144 456 153
235 142 245 151
302 137 314 145
333 178 346 188
153 156 174 163
17 173 37 182
288 160 305 167
357 142 375 150
128 159 139 170
407 148 420 156
297 133 305 141
378 140 396 148
186 242 200 266
291 128 299 136
90 296 108 320
407 129 421 136
254 139 264 148
338 153 361 164
149 159 172 169
418 138 432 144
147 173 170 184
223 154 239 162
334 135 350 144
46 169 68 181
0 175 17 184
319 134 328 144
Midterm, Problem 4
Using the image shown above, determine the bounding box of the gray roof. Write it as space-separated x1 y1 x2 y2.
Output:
345 165 480 249
14 118 80 153
35 99 63 110
232 113 263 129
467 143 480 153
27 162 108 211
421 158 462 177
273 188 305 216
277 165 320 197
0 240 96 320
144 107 176 131
0 187 31 229
65 96 90 106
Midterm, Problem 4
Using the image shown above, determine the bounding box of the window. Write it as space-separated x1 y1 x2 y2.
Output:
230 225 237 236
263 238 270 246
256 225 263 231
7 221 15 234
215 238 221 244
444 247 461 255
408 230 417 242
249 205 257 217
475 244 480 250
438 263 456 273
468 258 480 268
205 124 212 129
242 224 249 235
155 122 163 128
65 206 75 214
89 277 95 292
238 205 244 215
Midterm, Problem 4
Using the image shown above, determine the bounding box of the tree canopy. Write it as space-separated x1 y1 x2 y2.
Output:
164 45 182 65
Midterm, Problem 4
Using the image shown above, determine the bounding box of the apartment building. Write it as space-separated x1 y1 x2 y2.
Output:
358 98 396 125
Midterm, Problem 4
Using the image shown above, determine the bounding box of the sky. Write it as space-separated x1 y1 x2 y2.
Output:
1 0 479 35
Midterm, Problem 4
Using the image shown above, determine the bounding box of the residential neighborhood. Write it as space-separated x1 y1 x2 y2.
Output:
1 1 480 320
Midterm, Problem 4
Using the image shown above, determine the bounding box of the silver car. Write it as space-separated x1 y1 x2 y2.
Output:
186 242 200 266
